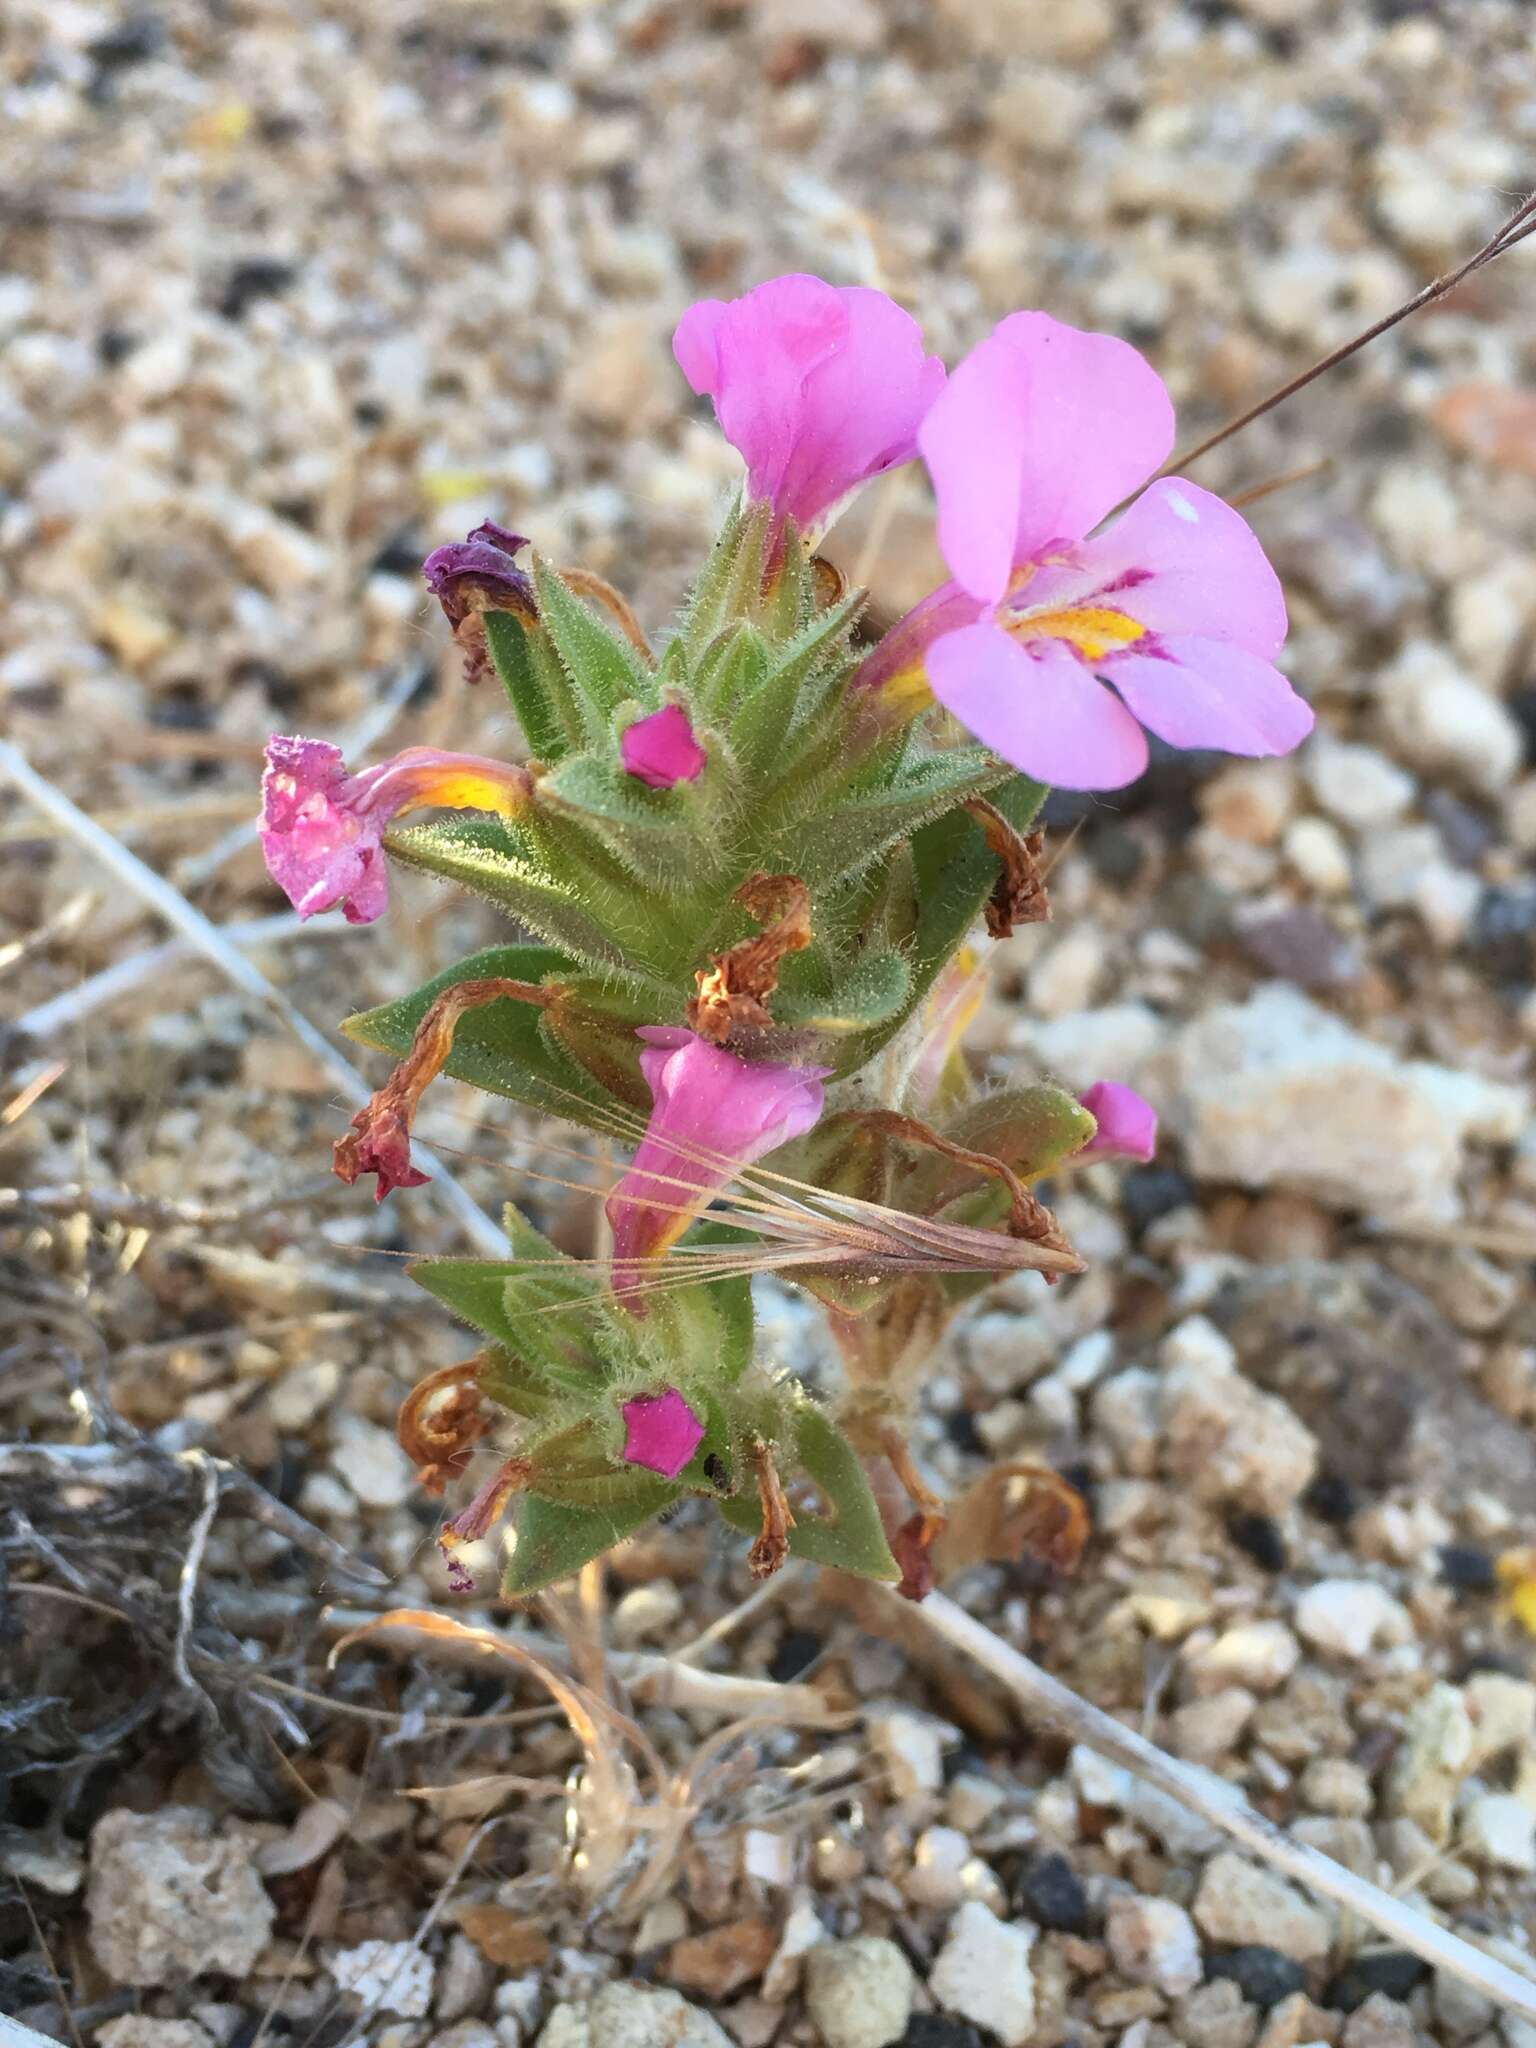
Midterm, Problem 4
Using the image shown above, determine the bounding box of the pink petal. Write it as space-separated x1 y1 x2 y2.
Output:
607 1028 829 1273
920 314 1174 602
1073 478 1288 657
620 704 707 788
1105 637 1314 758
927 621 1149 791
1077 1081 1158 1163
673 275 943 530
621 1389 705 1480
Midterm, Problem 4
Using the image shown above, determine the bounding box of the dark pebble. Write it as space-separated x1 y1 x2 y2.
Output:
372 532 428 578
945 1406 985 1455
1422 789 1496 867
1017 1850 1092 1934
1084 821 1146 886
1469 885 1536 984
1239 905 1358 989
88 15 165 69
1327 1950 1429 2011
1437 1543 1497 1594
1509 681 1536 766
218 258 299 321
769 1629 821 1683
1227 1512 1287 1572
899 2019 985 2048
1207 1946 1307 2009
1121 1164 1197 1230
1302 1471 1359 1525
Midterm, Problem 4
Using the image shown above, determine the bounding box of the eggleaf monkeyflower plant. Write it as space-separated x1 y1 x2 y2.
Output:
259 273 1313 1599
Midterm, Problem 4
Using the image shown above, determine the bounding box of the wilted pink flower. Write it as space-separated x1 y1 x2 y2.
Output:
673 274 945 536
621 1389 705 1479
863 312 1311 790
621 704 707 789
334 1096 430 1198
606 1027 829 1289
1077 1080 1158 1163
260 736 531 924
422 520 532 630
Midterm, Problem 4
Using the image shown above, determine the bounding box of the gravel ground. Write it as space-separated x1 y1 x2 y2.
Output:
3 2 1536 2045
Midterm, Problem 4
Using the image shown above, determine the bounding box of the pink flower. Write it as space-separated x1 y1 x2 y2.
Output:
606 1027 829 1284
673 274 945 535
865 313 1312 790
621 704 707 789
1077 1081 1158 1163
621 1389 705 1479
260 736 531 924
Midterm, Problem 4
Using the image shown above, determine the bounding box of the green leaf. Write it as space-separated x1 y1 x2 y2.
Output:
539 748 720 891
410 1202 602 1398
502 1485 678 1597
482 609 580 764
720 1404 899 1580
472 1345 566 1422
835 772 1048 1074
775 946 911 1038
680 499 768 651
782 748 1011 890
533 557 652 739
694 621 770 720
640 1225 754 1386
382 816 641 973
342 941 619 1127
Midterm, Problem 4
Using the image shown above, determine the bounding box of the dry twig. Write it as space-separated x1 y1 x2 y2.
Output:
904 1589 1536 2024
0 738 505 1256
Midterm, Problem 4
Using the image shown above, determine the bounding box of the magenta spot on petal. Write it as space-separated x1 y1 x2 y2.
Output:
620 1389 705 1480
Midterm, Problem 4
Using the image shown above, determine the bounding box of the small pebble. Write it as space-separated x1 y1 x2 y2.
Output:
803 1937 914 2048
1227 1512 1288 1572
1016 1852 1091 1935
1437 1543 1497 1593
928 1901 1037 2048
1206 1947 1308 2011
1104 1895 1202 1996
1326 1952 1428 2013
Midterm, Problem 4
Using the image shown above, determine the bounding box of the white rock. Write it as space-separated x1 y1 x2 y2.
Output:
802 1935 914 2048
87 1806 274 1987
1187 1620 1300 1694
740 1827 794 1888
901 1825 967 1905
436 1932 494 2022
1460 1793 1536 1872
539 1983 733 2048
1028 927 1107 1018
1160 1348 1318 1516
761 1893 826 2001
929 1901 1037 2048
1105 1895 1203 1996
867 1705 950 1801
1092 1368 1161 1475
1192 1853 1330 1962
1305 737 1414 830
1024 1001 1164 1092
330 1412 415 1509
1464 1674 1536 1770
1384 1679 1482 1843
331 1940 436 2018
1377 641 1524 794
1159 1315 1237 1378
430 2027 501 2048
610 1582 683 1645
1294 1579 1414 1660
97 2024 215 2048
1153 983 1528 1222
1283 814 1353 895
1070 1745 1234 1856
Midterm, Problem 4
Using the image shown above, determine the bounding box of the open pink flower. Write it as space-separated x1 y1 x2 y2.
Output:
621 1389 705 1479
621 705 707 789
863 313 1311 790
1077 1081 1158 1163
260 736 531 924
606 1027 829 1291
673 274 945 536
